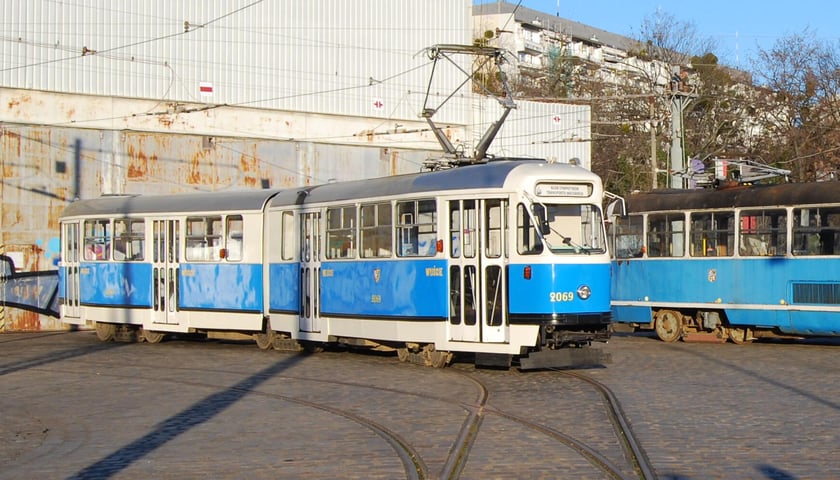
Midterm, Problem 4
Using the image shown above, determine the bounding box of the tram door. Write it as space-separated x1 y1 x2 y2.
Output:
61 222 81 319
299 211 321 333
151 219 181 325
448 199 508 343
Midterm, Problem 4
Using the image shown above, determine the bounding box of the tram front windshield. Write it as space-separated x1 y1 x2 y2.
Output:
529 203 605 254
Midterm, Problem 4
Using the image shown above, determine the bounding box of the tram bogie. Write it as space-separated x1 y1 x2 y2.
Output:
59 160 614 369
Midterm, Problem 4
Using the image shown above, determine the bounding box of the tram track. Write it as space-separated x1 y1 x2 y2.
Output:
451 366 655 480
8 336 654 479
555 370 656 480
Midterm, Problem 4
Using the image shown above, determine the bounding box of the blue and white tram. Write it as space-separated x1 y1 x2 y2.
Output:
59 160 613 368
59 190 279 343
610 182 840 343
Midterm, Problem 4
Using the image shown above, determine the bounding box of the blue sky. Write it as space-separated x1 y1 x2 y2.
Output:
479 1 839 68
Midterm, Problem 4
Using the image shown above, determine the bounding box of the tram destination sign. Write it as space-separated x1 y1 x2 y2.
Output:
534 183 591 197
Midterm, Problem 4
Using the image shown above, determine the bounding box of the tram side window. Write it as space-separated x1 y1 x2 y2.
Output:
793 208 840 255
612 214 644 258
516 203 543 255
63 223 80 263
186 216 223 261
690 211 734 257
450 203 462 258
361 202 392 258
281 211 296 261
113 219 145 261
647 214 685 257
739 209 785 256
326 206 357 259
485 199 506 258
580 205 606 252
84 219 111 261
225 215 243 262
397 199 437 257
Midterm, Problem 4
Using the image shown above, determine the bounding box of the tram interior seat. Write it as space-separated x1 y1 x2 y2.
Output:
740 235 768 256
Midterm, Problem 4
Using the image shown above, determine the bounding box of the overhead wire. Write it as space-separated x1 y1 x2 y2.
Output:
2 0 600 184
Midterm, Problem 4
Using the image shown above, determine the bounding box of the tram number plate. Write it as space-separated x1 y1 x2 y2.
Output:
550 291 575 302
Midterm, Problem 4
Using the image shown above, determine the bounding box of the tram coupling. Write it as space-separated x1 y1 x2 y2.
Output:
517 324 612 370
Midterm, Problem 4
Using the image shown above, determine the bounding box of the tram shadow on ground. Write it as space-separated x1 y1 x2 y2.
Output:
0 332 127 378
319 344 612 371
66 353 308 480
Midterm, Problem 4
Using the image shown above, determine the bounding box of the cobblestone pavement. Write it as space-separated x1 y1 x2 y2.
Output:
1 331 839 479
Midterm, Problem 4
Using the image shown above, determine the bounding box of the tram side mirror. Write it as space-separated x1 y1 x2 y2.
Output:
606 197 627 218
541 220 551 236
532 205 551 235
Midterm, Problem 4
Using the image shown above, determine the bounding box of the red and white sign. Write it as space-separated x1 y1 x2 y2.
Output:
372 98 384 110
199 82 214 97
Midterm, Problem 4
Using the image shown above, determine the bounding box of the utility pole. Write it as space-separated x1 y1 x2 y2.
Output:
669 68 694 189
650 96 657 189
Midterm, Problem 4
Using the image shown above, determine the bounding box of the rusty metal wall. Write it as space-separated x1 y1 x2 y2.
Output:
0 123 433 331
1 0 473 124
0 0 595 332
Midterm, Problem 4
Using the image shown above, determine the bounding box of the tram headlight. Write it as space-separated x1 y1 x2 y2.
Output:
576 285 591 300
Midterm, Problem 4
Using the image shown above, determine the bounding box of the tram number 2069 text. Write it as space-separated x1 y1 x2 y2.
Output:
549 291 575 302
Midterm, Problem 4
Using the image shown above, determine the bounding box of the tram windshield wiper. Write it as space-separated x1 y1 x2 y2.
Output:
547 226 591 255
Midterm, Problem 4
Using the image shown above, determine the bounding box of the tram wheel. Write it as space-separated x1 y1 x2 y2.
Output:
654 310 682 343
430 350 452 368
728 327 754 345
94 322 116 342
254 327 275 351
397 348 410 362
142 329 166 344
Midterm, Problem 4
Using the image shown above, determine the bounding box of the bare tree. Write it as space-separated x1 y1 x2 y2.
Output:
751 30 840 180
634 10 717 64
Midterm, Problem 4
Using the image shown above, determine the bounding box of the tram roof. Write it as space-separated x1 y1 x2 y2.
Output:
60 188 285 218
59 159 596 218
274 159 572 206
627 181 840 213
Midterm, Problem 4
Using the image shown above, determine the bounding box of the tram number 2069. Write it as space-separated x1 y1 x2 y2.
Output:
549 291 575 302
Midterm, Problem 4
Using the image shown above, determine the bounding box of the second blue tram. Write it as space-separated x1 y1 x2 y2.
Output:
610 182 840 343
60 160 613 368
